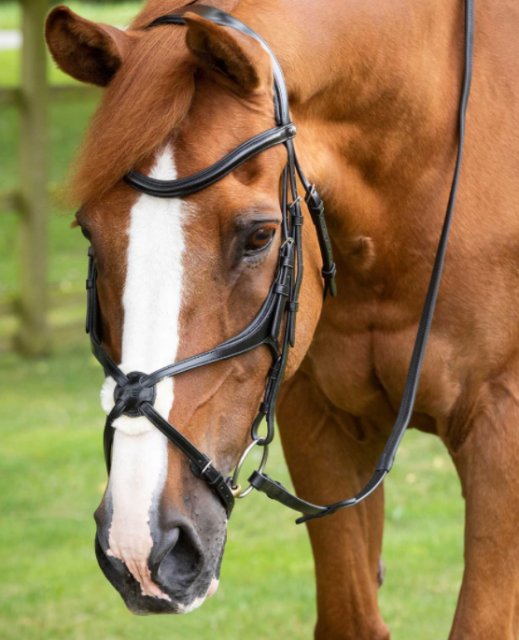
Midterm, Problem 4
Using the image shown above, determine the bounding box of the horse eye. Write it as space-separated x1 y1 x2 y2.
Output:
244 225 276 255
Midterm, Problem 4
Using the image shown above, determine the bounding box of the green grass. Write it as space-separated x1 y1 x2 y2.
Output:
0 2 464 636
0 4 101 311
0 98 99 192
0 338 464 640
0 0 19 29
0 90 97 351
0 341 316 640
0 3 134 197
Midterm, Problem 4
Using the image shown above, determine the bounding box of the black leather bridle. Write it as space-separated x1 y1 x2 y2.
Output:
86 2 473 523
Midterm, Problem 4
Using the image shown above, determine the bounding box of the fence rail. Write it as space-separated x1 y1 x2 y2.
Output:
0 289 86 354
2 1 100 356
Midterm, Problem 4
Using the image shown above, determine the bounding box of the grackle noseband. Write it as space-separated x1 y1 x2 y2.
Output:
85 3 473 523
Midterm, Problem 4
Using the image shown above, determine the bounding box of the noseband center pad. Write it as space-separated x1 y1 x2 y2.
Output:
114 372 156 417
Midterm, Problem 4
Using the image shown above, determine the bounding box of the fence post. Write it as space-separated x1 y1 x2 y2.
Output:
15 0 50 356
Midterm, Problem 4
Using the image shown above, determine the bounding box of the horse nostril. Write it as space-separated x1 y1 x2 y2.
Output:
153 525 203 591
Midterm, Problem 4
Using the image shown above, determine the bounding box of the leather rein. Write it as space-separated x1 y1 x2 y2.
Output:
86 2 473 524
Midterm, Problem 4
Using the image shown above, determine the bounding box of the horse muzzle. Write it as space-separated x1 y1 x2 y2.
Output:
94 504 225 614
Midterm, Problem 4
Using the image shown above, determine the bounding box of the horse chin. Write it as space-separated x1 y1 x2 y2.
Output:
94 535 220 615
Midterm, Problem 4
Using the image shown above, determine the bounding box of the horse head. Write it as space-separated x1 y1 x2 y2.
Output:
46 4 325 614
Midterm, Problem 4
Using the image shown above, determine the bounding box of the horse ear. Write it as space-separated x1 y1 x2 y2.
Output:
45 5 132 87
184 12 271 95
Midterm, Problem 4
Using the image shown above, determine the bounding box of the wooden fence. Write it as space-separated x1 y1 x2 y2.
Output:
2 0 96 356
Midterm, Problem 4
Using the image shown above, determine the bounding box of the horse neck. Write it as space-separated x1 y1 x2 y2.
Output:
135 0 465 235
237 0 465 228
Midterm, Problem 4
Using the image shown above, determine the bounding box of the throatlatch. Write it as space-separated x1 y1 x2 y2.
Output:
86 2 473 524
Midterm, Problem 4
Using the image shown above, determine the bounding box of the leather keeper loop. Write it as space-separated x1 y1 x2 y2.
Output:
274 283 290 297
201 464 223 486
322 263 337 278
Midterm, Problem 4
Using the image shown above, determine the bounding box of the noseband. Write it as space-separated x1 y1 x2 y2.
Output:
86 3 473 523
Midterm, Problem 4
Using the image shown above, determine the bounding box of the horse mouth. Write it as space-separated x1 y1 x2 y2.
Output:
94 535 214 614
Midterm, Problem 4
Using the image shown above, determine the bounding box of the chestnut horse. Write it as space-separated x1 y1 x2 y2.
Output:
46 0 519 637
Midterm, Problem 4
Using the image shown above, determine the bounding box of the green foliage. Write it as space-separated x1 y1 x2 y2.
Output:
0 1 141 30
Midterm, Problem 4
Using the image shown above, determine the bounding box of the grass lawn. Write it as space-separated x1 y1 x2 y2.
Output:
0 337 465 640
1 2 464 638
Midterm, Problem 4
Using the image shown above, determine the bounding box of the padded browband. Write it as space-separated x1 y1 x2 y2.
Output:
125 124 296 198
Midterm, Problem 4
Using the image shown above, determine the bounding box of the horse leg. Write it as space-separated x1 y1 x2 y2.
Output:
448 377 519 639
278 371 390 640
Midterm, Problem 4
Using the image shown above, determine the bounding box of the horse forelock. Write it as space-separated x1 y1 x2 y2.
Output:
71 22 196 206
70 0 247 206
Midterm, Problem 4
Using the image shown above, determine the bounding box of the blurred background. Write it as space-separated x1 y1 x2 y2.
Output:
0 1 464 638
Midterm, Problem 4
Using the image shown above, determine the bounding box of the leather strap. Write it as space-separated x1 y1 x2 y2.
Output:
304 186 337 298
249 469 387 524
137 5 337 296
125 124 296 198
140 403 236 515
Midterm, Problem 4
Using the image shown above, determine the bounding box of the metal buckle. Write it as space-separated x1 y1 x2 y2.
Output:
280 237 295 251
288 195 302 209
201 459 213 475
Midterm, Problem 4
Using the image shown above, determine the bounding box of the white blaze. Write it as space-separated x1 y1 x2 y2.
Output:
101 147 186 601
